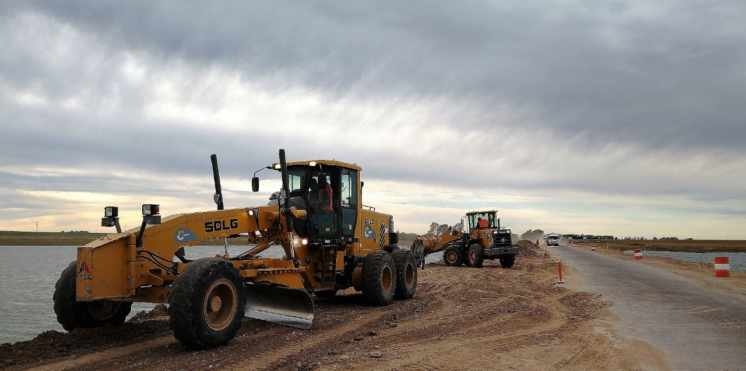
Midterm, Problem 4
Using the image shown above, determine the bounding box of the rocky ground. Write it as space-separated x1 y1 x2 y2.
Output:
1 243 643 370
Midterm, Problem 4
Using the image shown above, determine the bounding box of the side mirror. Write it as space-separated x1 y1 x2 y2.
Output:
252 177 259 192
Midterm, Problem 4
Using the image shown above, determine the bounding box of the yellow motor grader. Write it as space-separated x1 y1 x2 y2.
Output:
411 210 516 268
53 149 417 349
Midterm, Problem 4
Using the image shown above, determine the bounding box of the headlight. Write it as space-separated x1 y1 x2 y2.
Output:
301 238 308 246
104 206 118 218
142 204 160 216
248 209 255 216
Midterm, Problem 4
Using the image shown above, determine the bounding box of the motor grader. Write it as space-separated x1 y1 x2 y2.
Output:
411 210 516 268
53 149 417 349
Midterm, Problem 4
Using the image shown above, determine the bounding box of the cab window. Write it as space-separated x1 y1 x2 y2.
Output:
340 170 357 207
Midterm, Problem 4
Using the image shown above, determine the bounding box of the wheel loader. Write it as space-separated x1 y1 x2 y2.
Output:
411 210 516 268
53 149 418 349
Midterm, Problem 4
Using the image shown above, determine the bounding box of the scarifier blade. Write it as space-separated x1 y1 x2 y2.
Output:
244 284 315 329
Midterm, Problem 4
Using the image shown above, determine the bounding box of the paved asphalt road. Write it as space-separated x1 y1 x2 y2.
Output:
552 243 746 371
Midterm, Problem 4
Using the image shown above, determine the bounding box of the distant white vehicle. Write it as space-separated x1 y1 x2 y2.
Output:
545 234 561 246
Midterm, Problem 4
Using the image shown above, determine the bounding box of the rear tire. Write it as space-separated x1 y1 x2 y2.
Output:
53 261 132 331
499 255 516 268
169 258 245 349
362 251 397 306
467 244 484 268
443 247 463 266
392 250 417 299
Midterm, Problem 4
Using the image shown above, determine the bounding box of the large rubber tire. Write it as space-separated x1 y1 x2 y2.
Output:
499 255 516 268
169 258 245 349
362 251 397 306
466 244 484 268
392 250 417 299
443 247 463 266
53 261 132 331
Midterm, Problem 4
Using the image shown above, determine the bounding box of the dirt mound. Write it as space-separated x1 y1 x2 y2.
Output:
128 304 169 323
0 307 170 369
1 256 634 371
516 240 541 257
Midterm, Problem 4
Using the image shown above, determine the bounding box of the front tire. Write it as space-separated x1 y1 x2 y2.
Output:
362 251 397 306
443 247 463 266
392 250 417 299
169 258 245 349
467 244 484 268
499 255 516 268
53 261 132 331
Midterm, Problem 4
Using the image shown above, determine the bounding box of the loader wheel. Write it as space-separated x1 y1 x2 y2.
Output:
53 261 132 331
169 258 245 349
392 250 417 299
467 244 484 268
362 251 397 306
499 255 516 268
443 247 462 266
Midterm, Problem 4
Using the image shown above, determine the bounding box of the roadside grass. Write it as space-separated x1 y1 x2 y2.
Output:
0 231 105 246
574 239 746 253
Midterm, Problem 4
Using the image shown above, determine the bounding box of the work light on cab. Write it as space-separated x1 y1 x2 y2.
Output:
142 204 160 216
141 204 161 225
101 206 121 233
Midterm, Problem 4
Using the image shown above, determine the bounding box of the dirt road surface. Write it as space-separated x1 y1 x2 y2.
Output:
553 243 746 371
2 246 644 370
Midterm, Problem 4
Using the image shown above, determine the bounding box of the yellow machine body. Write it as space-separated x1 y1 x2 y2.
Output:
74 159 395 304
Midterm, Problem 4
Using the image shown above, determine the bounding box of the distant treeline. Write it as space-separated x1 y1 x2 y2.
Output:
0 231 105 246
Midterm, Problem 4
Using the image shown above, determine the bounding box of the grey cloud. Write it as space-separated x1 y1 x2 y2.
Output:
6 1 745 152
2 1 746 233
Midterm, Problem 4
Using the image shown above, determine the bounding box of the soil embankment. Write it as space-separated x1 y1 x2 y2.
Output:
1 242 643 370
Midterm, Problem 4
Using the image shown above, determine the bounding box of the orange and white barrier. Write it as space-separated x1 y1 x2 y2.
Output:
714 257 730 277
633 249 642 260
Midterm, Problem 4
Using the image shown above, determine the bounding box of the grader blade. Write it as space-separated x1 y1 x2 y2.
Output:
244 284 315 329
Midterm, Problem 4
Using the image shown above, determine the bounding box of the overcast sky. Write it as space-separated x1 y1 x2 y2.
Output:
2 1 745 238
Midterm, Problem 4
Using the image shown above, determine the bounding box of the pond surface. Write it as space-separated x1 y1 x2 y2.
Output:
624 249 746 272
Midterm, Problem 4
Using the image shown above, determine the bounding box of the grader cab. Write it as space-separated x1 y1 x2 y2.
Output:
53 149 417 349
411 210 517 268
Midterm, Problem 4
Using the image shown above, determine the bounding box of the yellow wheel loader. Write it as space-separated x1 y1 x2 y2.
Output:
411 210 516 269
53 149 417 349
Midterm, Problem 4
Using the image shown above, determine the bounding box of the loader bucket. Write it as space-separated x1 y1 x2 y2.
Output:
244 284 315 329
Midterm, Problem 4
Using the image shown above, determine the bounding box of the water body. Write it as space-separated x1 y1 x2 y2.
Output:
0 245 443 344
624 250 746 272
0 244 282 344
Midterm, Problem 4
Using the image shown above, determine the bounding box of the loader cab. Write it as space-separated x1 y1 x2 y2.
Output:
466 211 498 232
271 161 361 243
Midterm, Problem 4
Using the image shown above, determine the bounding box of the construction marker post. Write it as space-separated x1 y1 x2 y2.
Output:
633 249 642 260
556 259 565 284
714 257 730 277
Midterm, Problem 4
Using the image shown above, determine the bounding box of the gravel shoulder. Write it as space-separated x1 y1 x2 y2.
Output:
552 243 746 371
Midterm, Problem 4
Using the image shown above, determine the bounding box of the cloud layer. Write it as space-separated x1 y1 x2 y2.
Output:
1 1 746 238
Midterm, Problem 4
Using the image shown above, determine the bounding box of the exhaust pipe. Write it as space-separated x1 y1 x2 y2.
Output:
210 154 224 210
